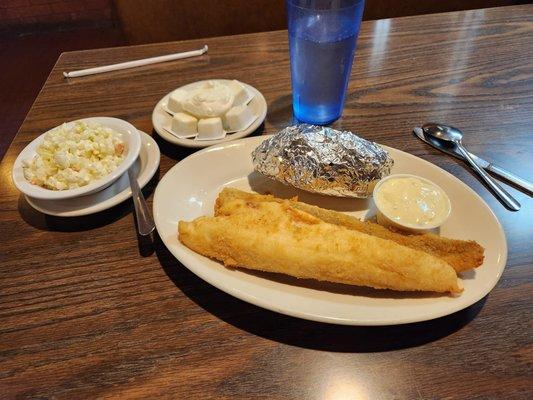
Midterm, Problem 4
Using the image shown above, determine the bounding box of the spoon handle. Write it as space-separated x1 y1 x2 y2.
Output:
128 168 156 235
456 144 521 211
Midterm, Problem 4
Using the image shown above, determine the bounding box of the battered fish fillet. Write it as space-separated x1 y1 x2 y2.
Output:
179 198 461 293
215 188 484 273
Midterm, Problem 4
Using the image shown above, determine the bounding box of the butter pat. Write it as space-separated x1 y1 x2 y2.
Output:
171 112 198 138
197 117 225 140
224 104 256 132
167 89 188 114
227 80 252 106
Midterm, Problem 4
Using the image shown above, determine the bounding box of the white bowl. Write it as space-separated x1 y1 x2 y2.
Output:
12 117 141 200
373 173 451 233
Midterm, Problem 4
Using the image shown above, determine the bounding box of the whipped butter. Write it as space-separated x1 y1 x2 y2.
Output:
374 175 451 231
182 81 234 118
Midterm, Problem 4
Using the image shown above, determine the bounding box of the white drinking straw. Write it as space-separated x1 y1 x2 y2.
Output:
63 45 208 78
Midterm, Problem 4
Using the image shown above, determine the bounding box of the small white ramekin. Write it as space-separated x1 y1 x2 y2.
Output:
373 173 451 233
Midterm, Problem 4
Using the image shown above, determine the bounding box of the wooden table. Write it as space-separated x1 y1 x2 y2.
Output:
1 5 532 399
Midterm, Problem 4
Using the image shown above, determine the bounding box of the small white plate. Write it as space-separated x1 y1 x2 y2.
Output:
13 117 141 200
153 135 507 326
25 131 160 217
152 79 267 148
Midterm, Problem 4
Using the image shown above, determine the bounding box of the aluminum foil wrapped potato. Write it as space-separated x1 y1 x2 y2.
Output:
252 124 393 198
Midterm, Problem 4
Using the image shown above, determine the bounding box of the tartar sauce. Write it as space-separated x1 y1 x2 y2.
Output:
375 176 450 227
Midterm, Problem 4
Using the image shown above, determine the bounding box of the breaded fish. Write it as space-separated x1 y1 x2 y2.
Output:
215 188 484 272
179 198 461 293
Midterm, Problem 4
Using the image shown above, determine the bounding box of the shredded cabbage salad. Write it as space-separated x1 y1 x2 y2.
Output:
23 121 125 190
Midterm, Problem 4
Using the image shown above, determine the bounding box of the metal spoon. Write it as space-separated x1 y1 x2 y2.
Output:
127 167 155 235
422 123 520 211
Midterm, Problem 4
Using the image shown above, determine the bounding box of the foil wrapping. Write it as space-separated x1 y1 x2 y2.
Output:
252 124 393 198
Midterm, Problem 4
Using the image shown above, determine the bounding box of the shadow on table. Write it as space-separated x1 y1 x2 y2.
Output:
152 123 266 162
266 93 357 131
154 233 484 353
266 94 295 130
18 173 158 233
152 131 198 161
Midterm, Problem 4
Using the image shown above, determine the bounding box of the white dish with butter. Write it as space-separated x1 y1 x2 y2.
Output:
163 80 254 117
153 135 507 326
373 174 451 233
12 117 141 200
152 79 267 148
25 131 159 217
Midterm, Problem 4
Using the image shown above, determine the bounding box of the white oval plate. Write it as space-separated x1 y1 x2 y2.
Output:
153 136 507 326
152 79 267 148
26 131 160 217
13 117 141 200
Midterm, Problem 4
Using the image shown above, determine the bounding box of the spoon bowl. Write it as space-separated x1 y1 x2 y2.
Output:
421 123 520 211
422 123 464 144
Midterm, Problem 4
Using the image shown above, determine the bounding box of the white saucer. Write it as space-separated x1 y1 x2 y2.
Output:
152 79 267 148
25 131 160 217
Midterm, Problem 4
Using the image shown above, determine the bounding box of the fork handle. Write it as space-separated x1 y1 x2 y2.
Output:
128 168 155 235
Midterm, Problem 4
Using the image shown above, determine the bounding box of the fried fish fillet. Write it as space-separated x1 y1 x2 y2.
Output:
215 188 484 272
179 198 461 293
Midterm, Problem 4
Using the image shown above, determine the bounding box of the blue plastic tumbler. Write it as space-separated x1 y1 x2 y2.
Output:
286 0 365 125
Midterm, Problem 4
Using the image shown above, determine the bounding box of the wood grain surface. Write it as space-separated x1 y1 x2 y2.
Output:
1 5 532 399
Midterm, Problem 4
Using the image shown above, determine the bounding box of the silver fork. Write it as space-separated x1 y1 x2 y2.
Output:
127 167 155 236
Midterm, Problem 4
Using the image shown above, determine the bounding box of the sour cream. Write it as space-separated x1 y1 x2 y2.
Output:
373 174 451 232
182 81 234 118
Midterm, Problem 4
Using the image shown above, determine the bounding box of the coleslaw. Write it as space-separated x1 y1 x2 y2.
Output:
22 121 125 190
